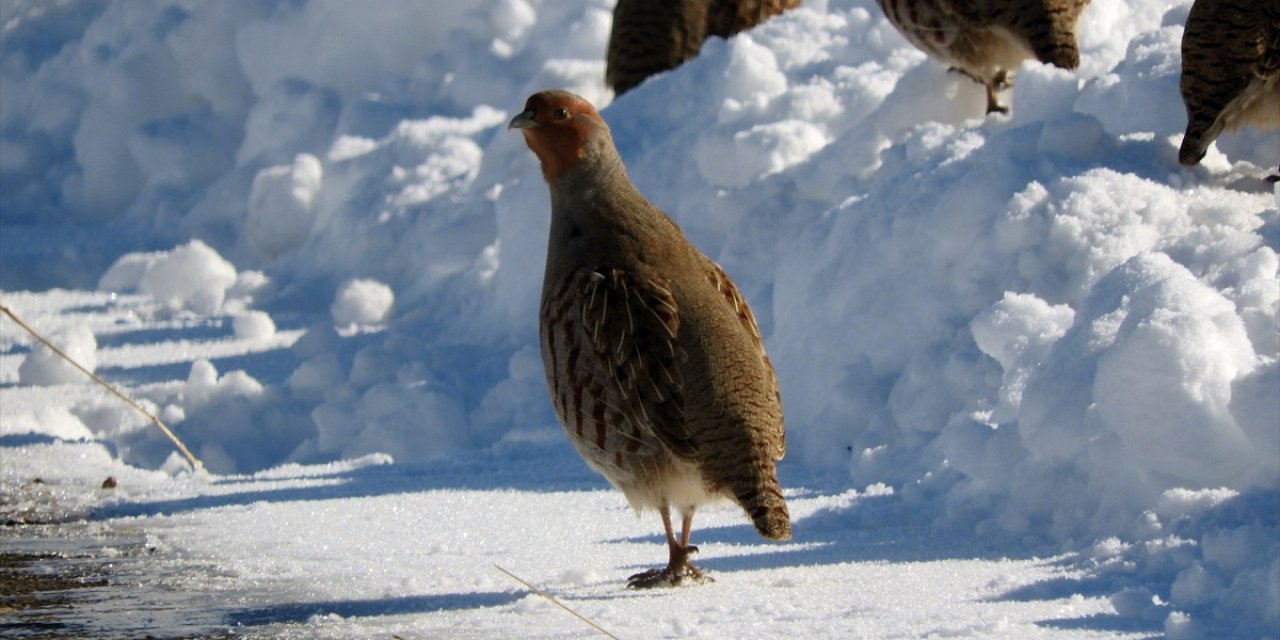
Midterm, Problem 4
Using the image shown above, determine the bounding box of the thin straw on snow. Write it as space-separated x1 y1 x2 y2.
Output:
494 564 622 640
0 303 207 474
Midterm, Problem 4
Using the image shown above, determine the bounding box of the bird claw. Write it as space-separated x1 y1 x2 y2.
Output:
626 564 713 589
627 543 711 588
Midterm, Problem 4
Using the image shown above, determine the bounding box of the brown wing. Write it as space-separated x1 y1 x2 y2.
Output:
704 260 786 460
579 267 697 459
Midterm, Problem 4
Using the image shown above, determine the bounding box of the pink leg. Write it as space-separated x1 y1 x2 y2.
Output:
626 506 710 588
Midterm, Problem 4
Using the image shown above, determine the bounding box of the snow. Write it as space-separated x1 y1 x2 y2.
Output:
1 0 1277 638
247 153 324 260
15 321 97 386
330 278 394 327
233 310 278 341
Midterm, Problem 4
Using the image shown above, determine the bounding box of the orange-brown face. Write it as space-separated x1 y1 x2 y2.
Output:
508 90 605 183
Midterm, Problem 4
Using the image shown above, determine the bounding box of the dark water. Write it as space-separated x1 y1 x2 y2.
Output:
0 521 239 640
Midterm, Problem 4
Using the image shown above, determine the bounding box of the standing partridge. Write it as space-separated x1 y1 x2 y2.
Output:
508 89 791 588
1177 0 1280 166
876 0 1091 113
607 0 801 96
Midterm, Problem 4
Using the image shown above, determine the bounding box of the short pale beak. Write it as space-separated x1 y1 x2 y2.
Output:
507 110 537 130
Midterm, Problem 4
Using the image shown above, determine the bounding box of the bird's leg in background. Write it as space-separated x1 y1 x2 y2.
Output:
985 84 1008 114
678 509 711 583
944 66 1009 114
671 510 696 570
985 70 1011 115
664 506 685 570
679 510 694 552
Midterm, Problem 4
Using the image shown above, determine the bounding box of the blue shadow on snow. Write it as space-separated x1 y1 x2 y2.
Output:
227 590 520 627
95 440 607 521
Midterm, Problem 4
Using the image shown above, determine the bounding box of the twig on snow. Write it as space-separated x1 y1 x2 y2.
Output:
494 564 622 640
1 302 206 474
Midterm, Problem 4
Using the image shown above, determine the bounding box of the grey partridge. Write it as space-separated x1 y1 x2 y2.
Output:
508 89 791 588
876 0 1091 113
1178 0 1280 166
607 0 801 96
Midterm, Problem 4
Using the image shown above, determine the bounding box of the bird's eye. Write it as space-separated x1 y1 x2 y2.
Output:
554 107 570 120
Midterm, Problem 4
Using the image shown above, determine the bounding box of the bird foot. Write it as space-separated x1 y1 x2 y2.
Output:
985 70 1012 115
626 564 713 589
946 66 1011 114
626 544 713 588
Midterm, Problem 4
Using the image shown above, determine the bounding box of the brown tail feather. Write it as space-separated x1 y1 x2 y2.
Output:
735 479 791 540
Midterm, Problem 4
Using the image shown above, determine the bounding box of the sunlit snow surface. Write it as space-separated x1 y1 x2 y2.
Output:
1 0 1277 637
4 427 1139 640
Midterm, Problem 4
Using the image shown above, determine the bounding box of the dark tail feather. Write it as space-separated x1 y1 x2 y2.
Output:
737 481 792 540
1034 31 1080 70
1179 133 1209 166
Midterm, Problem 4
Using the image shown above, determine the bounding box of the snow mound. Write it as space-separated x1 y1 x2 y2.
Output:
99 240 239 315
17 323 98 386
331 278 394 327
247 154 323 259
232 310 277 341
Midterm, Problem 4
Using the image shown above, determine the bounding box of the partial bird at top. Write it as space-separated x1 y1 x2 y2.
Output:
1177 0 1280 167
607 0 801 96
876 0 1091 114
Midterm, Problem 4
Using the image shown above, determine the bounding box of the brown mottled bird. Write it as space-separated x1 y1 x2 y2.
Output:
1177 0 1280 166
876 0 1090 113
607 0 801 96
508 89 791 588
